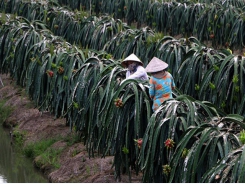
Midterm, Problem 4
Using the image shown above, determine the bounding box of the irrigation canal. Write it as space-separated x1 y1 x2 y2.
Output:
0 125 48 183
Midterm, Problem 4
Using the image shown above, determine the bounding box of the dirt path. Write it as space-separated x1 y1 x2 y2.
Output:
0 73 142 183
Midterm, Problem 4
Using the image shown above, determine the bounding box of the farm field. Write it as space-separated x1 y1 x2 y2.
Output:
0 0 245 183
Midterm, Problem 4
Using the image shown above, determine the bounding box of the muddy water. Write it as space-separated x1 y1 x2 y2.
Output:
0 125 48 183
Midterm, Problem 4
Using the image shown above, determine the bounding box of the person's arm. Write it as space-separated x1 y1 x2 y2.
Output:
149 78 155 99
127 66 146 80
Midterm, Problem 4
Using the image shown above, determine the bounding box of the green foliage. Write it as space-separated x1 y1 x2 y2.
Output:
240 130 245 144
12 129 26 147
0 100 13 124
1 1 245 183
23 139 57 159
35 147 62 169
122 146 129 154
49 0 245 50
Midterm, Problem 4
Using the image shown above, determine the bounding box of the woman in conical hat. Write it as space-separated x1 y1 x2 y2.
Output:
121 53 148 81
145 57 175 112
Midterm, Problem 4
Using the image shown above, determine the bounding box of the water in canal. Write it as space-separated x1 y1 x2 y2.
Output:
0 125 48 183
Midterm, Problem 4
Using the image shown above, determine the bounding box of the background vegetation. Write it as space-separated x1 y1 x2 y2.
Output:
0 0 245 182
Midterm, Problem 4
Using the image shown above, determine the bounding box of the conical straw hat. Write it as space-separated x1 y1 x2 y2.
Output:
145 57 168 73
121 53 143 67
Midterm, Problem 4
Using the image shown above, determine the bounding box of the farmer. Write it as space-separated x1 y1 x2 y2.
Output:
145 57 175 112
121 53 148 80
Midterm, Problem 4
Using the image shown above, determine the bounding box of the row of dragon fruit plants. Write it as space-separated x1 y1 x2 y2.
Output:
55 0 245 50
2 0 245 51
0 2 245 183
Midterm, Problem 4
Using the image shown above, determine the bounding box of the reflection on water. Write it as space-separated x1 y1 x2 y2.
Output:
0 175 7 183
0 125 48 183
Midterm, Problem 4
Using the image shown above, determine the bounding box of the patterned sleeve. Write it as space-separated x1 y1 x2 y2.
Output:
149 77 155 99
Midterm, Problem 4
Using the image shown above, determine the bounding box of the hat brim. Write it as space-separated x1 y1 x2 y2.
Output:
121 60 143 68
121 53 143 67
145 57 168 73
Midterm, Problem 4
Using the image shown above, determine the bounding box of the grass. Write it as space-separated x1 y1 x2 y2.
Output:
23 138 57 159
12 129 26 147
36 148 63 169
24 138 63 169
0 99 14 125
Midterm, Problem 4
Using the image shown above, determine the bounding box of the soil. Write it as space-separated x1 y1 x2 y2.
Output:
0 73 142 183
